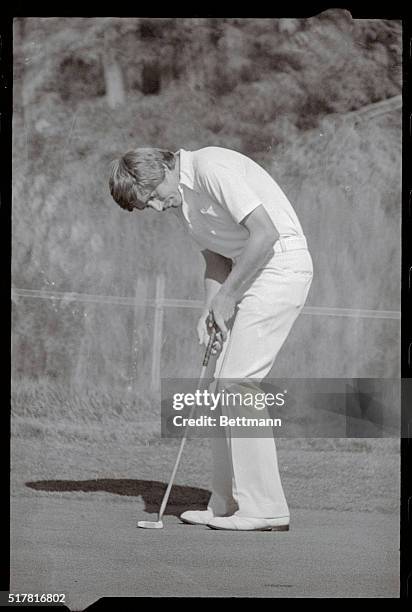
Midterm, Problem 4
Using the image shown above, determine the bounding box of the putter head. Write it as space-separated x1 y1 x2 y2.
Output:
137 520 164 529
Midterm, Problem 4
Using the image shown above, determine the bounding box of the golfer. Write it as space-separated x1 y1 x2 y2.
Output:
109 146 313 531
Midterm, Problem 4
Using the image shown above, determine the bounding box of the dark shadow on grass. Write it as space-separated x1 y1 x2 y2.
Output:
25 479 211 517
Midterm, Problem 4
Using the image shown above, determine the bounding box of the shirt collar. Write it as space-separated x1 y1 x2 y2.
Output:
177 149 195 189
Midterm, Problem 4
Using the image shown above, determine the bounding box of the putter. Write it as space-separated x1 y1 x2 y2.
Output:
138 322 217 529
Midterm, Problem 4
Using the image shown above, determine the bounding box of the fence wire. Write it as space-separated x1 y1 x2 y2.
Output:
11 287 400 320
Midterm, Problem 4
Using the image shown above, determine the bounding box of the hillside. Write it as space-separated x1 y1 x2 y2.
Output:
11 13 402 387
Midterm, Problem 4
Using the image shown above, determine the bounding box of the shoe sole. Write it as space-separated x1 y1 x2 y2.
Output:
207 524 290 532
180 518 210 526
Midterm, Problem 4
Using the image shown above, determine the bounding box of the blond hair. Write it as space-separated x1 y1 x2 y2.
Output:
109 148 176 211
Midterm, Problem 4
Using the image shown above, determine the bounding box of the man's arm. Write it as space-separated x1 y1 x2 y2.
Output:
209 204 279 339
197 250 232 349
202 250 232 307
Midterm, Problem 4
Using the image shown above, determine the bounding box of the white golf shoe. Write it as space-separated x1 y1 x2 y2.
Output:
180 509 215 525
207 515 290 531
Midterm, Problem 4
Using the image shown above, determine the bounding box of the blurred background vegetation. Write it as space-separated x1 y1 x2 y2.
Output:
12 12 401 408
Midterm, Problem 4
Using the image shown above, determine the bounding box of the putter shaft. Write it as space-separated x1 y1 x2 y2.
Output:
157 326 217 522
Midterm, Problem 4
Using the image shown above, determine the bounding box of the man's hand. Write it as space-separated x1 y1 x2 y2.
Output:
209 291 236 342
197 309 224 355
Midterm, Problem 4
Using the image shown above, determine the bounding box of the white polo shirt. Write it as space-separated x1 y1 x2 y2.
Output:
176 146 305 261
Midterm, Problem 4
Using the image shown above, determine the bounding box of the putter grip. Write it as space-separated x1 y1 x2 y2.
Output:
202 326 217 367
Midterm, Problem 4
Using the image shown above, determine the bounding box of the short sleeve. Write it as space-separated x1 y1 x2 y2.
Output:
195 161 263 224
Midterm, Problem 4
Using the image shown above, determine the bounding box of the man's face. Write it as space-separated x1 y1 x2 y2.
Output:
139 165 182 212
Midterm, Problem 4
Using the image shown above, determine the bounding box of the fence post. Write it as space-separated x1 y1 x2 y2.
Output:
151 274 165 392
131 276 148 393
73 305 92 391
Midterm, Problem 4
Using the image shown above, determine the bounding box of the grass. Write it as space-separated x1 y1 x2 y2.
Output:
11 377 400 450
11 378 400 515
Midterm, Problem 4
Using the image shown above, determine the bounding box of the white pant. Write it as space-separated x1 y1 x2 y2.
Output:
207 241 313 518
